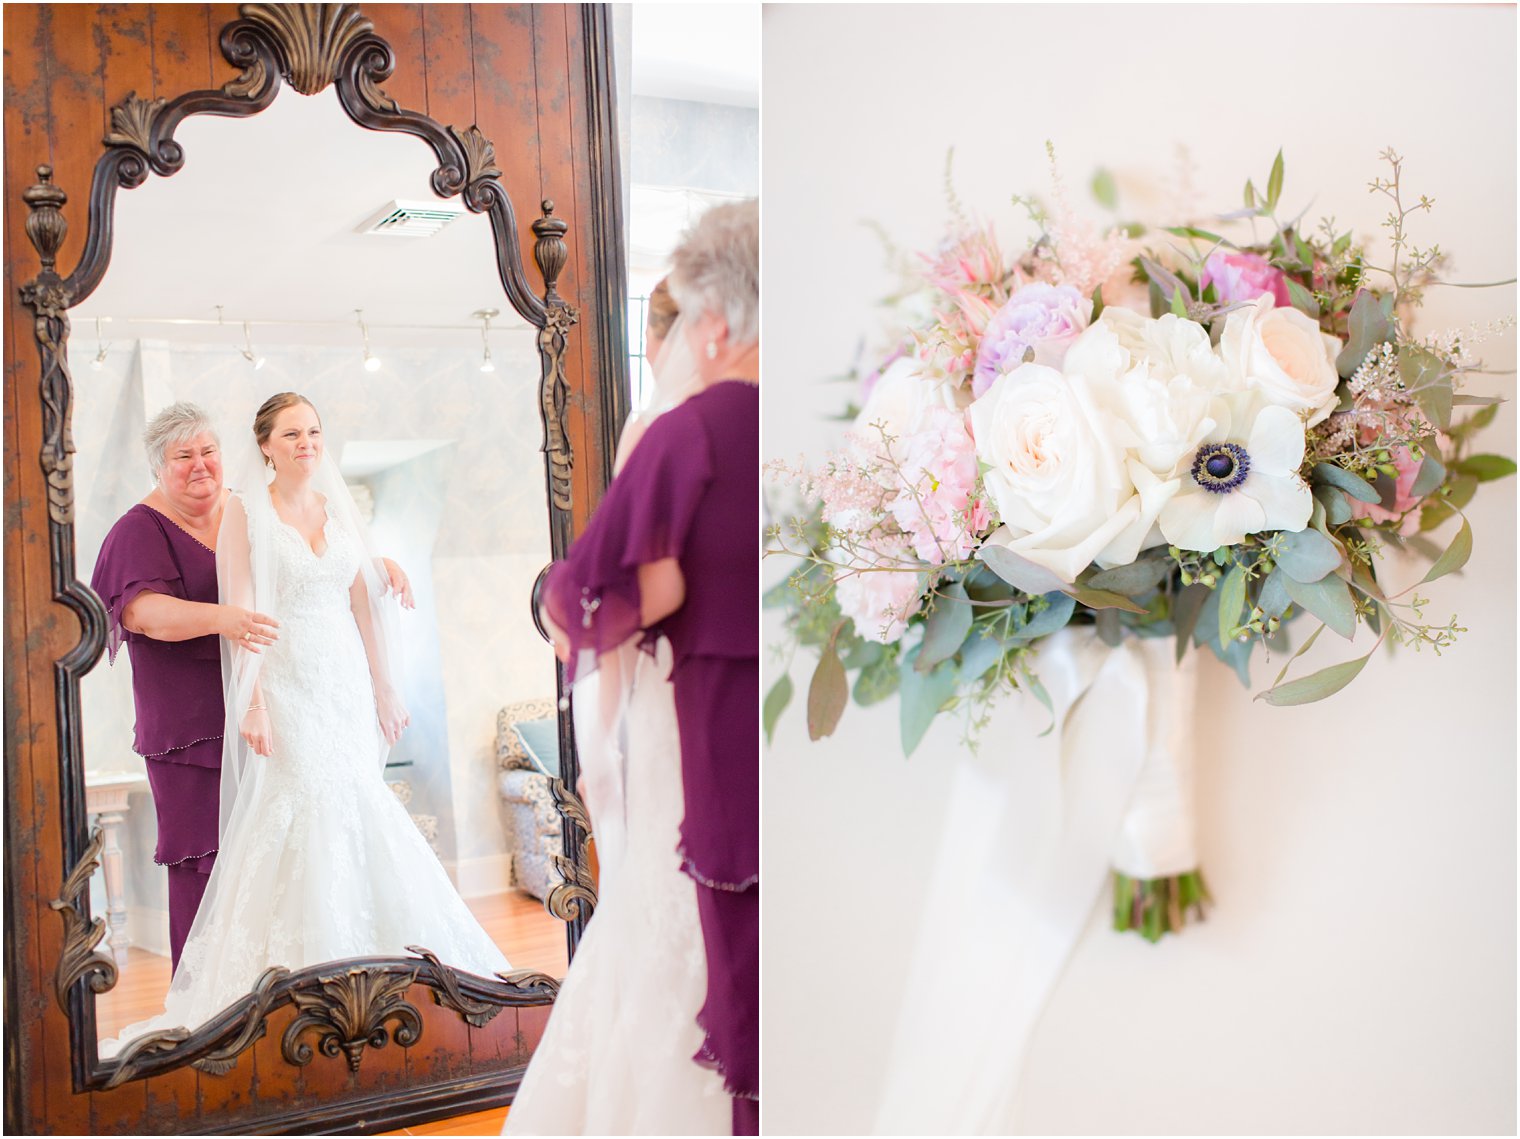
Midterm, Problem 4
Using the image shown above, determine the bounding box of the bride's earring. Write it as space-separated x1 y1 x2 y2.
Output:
705 341 718 360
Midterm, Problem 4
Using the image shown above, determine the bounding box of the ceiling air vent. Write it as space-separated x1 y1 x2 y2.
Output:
358 199 467 238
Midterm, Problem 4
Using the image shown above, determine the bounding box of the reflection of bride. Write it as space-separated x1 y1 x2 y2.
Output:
506 204 760 1135
102 392 509 1056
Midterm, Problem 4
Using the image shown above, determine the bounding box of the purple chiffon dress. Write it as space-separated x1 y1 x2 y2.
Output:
543 381 759 1135
90 504 224 972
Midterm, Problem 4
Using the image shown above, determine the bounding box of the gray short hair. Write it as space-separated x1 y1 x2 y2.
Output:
667 199 758 346
143 402 218 479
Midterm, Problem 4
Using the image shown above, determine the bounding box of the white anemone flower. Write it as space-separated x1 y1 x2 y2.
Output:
1158 395 1313 552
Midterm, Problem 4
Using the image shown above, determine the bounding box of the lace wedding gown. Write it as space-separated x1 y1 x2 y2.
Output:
504 639 729 1134
102 501 509 1057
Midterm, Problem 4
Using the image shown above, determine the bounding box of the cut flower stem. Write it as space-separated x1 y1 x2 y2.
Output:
1112 869 1211 942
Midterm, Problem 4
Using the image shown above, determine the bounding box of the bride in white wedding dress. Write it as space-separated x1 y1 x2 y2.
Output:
102 392 509 1058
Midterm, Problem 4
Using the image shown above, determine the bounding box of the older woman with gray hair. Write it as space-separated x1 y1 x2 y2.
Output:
90 401 411 972
515 199 759 1135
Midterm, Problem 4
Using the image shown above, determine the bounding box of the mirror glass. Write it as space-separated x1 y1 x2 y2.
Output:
67 88 571 1050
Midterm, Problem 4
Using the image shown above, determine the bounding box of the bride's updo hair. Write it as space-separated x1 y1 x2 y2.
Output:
253 392 319 467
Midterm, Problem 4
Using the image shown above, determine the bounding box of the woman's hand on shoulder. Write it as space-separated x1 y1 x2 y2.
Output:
381 558 415 609
240 707 273 757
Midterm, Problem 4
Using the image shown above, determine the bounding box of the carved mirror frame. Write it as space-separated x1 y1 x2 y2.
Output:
18 1 618 1106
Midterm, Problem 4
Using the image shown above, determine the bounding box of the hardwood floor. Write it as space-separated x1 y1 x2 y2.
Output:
380 1105 510 1136
94 889 569 1039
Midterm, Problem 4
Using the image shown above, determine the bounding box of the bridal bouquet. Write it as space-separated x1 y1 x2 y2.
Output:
766 148 1514 940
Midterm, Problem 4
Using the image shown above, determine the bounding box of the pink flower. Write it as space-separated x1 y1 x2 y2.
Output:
1348 444 1428 535
887 407 989 564
1201 249 1291 308
834 535 925 643
971 283 1091 397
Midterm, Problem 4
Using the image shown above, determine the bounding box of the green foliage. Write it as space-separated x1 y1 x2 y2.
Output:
899 645 958 757
918 582 972 671
806 644 847 741
1451 454 1517 482
1258 650 1372 706
763 674 793 745
1336 290 1394 379
1275 529 1342 583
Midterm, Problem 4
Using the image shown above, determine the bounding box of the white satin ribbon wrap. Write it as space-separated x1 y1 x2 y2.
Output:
873 627 1198 1134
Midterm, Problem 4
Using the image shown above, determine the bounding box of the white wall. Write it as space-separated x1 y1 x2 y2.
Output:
762 5 1516 1134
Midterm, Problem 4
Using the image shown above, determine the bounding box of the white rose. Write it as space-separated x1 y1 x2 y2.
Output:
1089 308 1234 392
850 356 963 465
1219 296 1342 426
968 362 1143 584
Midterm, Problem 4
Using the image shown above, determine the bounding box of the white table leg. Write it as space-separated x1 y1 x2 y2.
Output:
96 807 132 968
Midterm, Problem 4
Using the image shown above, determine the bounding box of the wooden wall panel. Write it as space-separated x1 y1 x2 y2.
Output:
4 3 626 1133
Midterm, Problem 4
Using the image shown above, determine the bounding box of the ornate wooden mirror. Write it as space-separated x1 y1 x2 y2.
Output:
5 3 626 1132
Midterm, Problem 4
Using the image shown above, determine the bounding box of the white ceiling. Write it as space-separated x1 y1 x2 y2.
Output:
631 4 761 108
72 89 533 350
69 13 760 349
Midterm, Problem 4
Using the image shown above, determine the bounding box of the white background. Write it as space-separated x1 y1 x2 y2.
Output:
761 5 1516 1134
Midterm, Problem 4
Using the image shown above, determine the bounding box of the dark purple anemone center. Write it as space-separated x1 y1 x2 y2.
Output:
1191 442 1250 494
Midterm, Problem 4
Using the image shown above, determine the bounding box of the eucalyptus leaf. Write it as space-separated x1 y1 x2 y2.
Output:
1172 583 1209 664
1451 394 1504 407
1193 585 1222 650
1211 632 1254 687
1065 586 1148 614
853 652 900 707
1217 566 1248 645
763 674 793 745
1312 484 1352 526
840 639 883 671
1410 455 1447 498
1266 149 1284 210
1281 572 1356 640
1258 651 1372 706
1421 517 1472 584
918 582 972 671
1413 378 1453 432
899 647 958 757
1090 284 1105 321
1257 569 1291 620
1312 462 1381 503
1024 670 1056 737
1012 592 1078 641
1276 528 1342 583
1446 474 1480 511
977 543 1069 595
1164 225 1226 244
1087 558 1169 597
957 629 1004 683
1336 290 1394 379
1452 454 1518 483
806 647 848 741
1285 278 1320 318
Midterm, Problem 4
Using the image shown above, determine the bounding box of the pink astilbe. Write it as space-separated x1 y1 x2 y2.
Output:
887 406 990 564
1024 148 1136 299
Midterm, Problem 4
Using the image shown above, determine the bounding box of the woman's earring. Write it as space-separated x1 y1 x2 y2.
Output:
705 341 718 360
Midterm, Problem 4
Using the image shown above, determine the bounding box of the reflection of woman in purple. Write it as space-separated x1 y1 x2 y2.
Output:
511 201 759 1136
89 402 410 972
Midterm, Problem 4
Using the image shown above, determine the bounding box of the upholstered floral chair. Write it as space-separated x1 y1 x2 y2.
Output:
495 698 562 900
